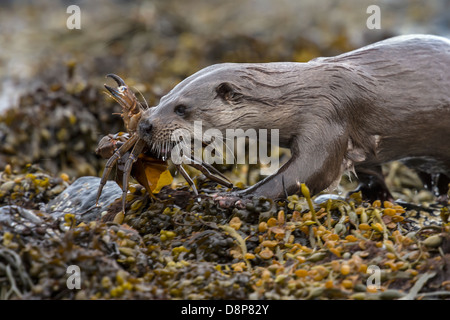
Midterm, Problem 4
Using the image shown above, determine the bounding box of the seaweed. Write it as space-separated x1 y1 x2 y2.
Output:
0 165 449 299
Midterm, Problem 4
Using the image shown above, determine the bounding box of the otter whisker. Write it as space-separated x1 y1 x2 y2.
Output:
133 86 150 110
164 140 168 160
156 141 162 159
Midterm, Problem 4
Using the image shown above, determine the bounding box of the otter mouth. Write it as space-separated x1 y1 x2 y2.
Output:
144 140 176 161
145 137 214 163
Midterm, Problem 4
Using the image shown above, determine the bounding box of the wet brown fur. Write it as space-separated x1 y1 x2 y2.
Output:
138 34 450 199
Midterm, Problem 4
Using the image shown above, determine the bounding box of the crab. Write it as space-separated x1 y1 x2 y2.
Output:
95 74 233 214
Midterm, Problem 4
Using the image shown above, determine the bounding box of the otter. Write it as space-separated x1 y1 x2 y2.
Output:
138 34 450 201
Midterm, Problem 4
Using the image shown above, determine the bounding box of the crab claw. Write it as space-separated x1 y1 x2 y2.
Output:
104 74 137 110
106 73 126 87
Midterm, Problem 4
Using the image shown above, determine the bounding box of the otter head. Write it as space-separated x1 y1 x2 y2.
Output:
138 64 261 156
138 62 305 159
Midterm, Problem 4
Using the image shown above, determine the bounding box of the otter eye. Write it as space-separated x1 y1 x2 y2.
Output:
174 104 187 117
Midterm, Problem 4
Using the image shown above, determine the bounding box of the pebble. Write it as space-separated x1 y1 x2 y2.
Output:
0 205 43 224
46 176 122 222
313 193 345 204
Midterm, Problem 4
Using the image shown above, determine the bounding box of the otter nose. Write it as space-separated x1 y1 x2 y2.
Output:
139 119 153 133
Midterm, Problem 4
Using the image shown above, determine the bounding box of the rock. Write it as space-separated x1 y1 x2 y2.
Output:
0 205 56 240
47 176 121 222
313 193 345 204
0 205 44 229
0 205 43 224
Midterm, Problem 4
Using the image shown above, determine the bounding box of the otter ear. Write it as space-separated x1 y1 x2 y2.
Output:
215 82 241 102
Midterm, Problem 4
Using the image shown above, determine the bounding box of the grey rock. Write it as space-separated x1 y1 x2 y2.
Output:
0 205 60 239
313 193 345 204
0 205 43 224
47 176 121 222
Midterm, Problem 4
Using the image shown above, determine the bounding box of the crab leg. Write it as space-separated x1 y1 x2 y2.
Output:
176 164 199 196
96 134 139 206
120 138 146 213
182 154 233 188
190 156 231 184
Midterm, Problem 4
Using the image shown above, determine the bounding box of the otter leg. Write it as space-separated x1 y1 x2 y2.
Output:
417 171 450 203
417 171 450 195
349 165 393 202
237 124 349 199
